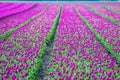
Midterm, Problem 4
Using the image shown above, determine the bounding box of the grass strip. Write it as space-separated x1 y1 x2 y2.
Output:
74 6 120 65
0 5 49 40
27 6 62 80
87 6 120 26
103 6 120 14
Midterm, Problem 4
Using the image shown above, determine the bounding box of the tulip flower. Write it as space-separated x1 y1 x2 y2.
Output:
22 72 28 78
80 78 84 80
11 74 16 80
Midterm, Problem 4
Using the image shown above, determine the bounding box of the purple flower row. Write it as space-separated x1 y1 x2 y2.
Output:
44 4 120 80
0 4 47 34
0 4 60 80
76 4 120 53
0 2 13 8
0 3 35 20
89 4 120 22
0 3 24 12
89 3 120 6
106 5 120 13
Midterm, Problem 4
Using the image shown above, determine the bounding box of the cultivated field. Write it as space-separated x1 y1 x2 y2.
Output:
0 2 120 80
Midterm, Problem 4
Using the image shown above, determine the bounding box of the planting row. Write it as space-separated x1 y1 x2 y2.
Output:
28 5 62 80
0 3 36 20
0 3 13 8
43 4 120 80
0 4 60 80
103 6 120 14
0 4 48 34
89 4 120 23
76 5 120 62
0 3 24 12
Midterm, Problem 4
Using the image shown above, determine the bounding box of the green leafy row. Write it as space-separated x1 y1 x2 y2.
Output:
74 6 120 65
87 6 120 26
103 6 120 14
27 6 62 80
45 6 62 46
0 6 49 40
0 28 17 40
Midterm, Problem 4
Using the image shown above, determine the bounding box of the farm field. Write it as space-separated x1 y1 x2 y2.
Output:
0 2 120 80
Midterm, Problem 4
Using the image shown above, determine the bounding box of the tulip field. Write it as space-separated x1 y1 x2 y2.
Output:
0 2 120 80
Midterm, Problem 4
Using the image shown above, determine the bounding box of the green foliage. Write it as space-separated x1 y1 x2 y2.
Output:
0 28 16 40
0 55 6 60
27 45 46 79
27 59 32 65
26 18 33 23
45 6 62 46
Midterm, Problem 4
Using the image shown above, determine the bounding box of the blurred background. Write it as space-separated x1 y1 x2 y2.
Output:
0 0 120 1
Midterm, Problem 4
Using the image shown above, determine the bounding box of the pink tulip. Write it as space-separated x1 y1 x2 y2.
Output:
22 72 28 78
80 78 84 80
11 74 16 80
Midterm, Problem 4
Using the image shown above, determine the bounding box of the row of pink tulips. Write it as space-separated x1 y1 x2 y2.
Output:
0 4 47 34
0 4 60 80
0 3 13 8
105 5 120 14
0 3 24 12
76 4 120 54
89 4 120 22
0 3 35 20
44 4 120 80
